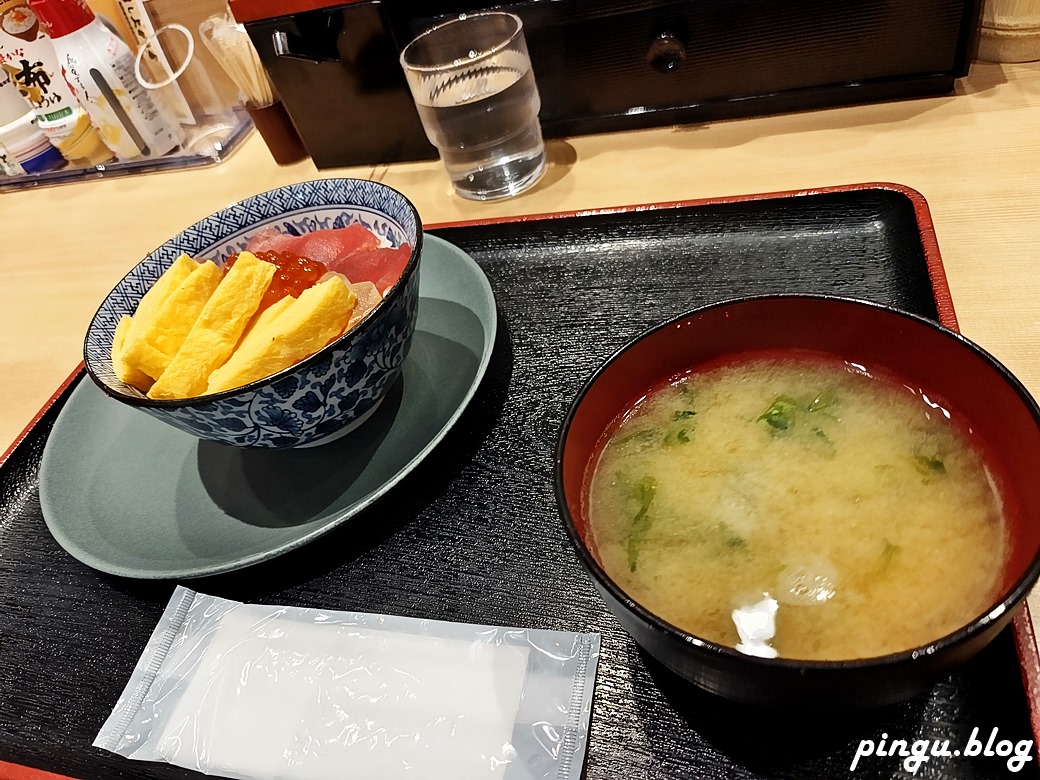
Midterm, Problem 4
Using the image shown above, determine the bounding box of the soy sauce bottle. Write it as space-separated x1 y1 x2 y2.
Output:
29 0 182 160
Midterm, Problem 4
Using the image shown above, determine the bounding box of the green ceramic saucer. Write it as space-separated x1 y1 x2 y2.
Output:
39 235 496 579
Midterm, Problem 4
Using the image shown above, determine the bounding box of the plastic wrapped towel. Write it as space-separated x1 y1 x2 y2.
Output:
94 587 601 780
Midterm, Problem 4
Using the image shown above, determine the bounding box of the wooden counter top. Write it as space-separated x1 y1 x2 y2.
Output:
2 61 1039 455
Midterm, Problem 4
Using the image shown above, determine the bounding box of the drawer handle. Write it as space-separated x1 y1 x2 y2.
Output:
647 31 686 73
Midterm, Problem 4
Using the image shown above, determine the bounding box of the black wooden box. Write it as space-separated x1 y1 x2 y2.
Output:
232 0 983 168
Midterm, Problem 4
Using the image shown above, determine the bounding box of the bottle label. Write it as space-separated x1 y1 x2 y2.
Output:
108 49 161 126
40 105 73 123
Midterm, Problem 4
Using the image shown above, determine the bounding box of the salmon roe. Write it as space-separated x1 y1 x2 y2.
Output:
226 250 329 312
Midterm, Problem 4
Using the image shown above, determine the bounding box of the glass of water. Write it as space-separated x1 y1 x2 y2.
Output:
400 12 547 201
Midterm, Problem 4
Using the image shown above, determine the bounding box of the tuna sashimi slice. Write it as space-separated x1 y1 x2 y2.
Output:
247 224 379 265
333 246 412 296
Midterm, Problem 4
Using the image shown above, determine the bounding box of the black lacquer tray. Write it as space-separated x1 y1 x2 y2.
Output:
1 183 1037 780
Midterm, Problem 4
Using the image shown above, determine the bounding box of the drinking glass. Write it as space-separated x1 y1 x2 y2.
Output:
400 12 546 201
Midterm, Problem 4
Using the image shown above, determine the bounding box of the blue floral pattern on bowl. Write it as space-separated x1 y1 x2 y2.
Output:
83 179 422 449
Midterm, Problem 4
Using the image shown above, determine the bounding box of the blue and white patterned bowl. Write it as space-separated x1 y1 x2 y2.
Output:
83 179 422 449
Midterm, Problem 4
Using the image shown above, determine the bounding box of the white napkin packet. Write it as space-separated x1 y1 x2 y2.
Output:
95 587 601 780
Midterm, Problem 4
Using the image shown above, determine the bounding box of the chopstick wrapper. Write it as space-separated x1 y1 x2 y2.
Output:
94 587 601 780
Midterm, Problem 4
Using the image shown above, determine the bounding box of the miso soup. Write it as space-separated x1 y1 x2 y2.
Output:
586 353 1006 661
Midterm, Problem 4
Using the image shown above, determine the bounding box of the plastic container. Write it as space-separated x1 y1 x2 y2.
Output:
29 0 182 160
0 108 64 171
18 136 65 170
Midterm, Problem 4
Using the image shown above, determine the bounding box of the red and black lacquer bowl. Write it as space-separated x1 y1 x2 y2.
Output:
554 294 1040 709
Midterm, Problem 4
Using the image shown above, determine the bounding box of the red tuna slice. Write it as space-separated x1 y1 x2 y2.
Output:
246 224 381 266
328 244 412 295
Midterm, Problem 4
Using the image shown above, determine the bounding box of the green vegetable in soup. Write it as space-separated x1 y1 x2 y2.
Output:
881 538 902 568
721 524 748 550
624 476 658 572
882 538 901 556
759 395 799 432
662 408 696 446
758 392 839 457
913 454 947 478
663 427 692 446
612 402 697 452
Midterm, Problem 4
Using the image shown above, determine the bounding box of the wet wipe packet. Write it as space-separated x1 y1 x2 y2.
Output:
95 587 601 780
